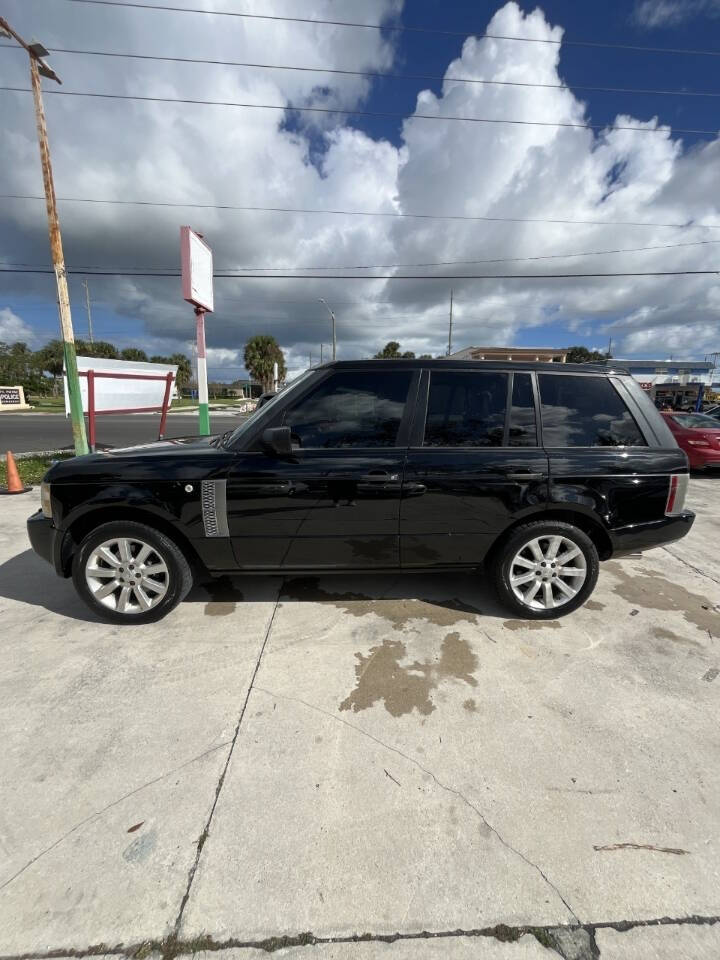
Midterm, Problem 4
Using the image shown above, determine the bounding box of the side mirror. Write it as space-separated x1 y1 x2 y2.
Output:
261 426 293 458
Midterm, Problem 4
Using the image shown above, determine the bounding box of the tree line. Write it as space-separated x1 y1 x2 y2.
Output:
1 332 610 401
0 338 193 397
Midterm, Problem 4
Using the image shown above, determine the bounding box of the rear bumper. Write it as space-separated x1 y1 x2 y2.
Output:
610 510 695 557
27 511 66 575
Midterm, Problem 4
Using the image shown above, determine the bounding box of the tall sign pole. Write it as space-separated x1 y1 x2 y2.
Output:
1 17 88 455
181 226 214 436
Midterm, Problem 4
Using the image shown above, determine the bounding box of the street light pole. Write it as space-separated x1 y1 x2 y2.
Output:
83 278 94 343
318 299 337 361
1 16 88 455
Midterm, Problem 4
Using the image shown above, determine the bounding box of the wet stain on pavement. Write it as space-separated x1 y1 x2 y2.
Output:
339 631 478 717
122 827 157 863
584 600 605 611
503 619 562 631
282 578 482 630
654 627 702 649
606 562 720 635
463 697 478 712
203 576 244 616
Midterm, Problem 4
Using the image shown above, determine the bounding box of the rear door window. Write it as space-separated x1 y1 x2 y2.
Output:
283 370 412 448
539 374 647 447
424 371 507 447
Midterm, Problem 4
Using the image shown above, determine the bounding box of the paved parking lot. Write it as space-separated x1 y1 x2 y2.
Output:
0 480 719 960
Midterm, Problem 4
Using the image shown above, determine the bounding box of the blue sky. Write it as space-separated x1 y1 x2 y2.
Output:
2 0 720 379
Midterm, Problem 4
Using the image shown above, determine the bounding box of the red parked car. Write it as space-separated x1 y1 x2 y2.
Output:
662 412 720 470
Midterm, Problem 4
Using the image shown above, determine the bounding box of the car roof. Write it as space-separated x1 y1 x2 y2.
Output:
316 359 629 374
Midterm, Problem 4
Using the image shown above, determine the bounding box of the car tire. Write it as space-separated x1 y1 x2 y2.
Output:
492 521 599 619
72 520 193 624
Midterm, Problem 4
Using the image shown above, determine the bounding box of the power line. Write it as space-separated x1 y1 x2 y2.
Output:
2 267 718 279
3 86 718 136
63 0 720 57
3 44 720 100
4 238 719 273
3 192 719 230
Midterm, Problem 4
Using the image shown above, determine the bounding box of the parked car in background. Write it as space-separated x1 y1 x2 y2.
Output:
662 411 720 470
28 360 694 623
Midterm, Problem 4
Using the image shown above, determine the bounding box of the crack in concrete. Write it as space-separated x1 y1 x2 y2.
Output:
0 738 233 893
2 916 720 960
253 686 581 926
662 546 720 588
164 598 281 957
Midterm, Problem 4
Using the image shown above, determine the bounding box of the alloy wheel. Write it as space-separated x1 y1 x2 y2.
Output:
85 537 169 614
508 534 587 611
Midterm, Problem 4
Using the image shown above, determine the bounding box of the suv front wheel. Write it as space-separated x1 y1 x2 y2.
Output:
493 521 599 619
72 521 193 623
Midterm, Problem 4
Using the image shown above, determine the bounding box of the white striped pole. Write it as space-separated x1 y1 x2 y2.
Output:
196 307 210 435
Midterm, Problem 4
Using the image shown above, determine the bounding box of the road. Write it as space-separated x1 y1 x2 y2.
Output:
0 480 719 957
0 411 247 453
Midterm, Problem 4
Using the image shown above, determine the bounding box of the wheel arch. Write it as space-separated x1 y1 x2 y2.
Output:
61 506 206 577
486 507 613 565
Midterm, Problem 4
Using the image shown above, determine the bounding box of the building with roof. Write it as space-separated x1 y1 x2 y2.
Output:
610 359 716 407
449 346 568 362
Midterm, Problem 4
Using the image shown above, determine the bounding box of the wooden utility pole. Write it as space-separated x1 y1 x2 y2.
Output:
447 289 454 356
1 16 88 455
82 279 94 343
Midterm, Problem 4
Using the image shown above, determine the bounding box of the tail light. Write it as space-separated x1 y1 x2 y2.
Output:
665 474 689 516
687 439 710 447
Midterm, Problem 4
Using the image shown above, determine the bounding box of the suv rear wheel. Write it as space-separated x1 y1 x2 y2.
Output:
493 521 599 619
72 521 193 623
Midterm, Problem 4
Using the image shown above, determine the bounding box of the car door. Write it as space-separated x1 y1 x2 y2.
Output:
400 368 549 566
226 367 417 570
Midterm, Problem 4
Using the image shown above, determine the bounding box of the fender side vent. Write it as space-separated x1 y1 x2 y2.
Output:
201 479 229 537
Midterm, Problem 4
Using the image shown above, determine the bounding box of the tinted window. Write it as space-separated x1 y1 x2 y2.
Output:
424 371 507 447
509 373 537 447
539 374 646 447
283 370 412 448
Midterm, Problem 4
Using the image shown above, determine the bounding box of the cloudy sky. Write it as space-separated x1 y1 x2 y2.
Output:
2 0 720 380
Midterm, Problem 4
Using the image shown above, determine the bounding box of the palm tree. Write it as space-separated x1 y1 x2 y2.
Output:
244 335 287 393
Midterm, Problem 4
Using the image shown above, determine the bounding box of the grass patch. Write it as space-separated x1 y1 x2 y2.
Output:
1 453 73 486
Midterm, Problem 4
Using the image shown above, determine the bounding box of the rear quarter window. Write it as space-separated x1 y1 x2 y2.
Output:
539 374 647 447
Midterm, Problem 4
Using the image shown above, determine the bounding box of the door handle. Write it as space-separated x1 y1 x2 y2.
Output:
504 472 545 481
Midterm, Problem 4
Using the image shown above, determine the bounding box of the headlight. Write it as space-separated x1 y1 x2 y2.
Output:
40 481 52 519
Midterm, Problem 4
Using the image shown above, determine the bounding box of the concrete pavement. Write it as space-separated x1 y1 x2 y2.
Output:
0 480 719 959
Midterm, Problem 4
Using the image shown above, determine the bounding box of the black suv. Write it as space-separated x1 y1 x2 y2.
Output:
28 360 694 623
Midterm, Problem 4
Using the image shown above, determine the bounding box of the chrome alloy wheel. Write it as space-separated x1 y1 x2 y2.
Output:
508 534 587 611
85 537 169 614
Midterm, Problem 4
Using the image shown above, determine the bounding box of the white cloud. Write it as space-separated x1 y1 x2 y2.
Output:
2 1 720 371
0 307 34 344
632 0 720 28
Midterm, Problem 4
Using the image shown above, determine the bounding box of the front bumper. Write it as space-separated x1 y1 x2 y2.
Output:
27 510 66 575
610 510 695 557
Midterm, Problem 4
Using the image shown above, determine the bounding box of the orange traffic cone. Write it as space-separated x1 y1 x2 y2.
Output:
1 451 32 495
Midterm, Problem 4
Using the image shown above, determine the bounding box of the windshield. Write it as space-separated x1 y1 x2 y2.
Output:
672 413 720 429
225 370 315 447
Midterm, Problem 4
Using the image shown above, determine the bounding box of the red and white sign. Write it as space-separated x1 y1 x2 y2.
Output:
638 382 653 390
180 226 214 312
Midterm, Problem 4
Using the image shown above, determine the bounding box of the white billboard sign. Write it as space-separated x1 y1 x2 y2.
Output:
64 357 178 415
181 226 214 312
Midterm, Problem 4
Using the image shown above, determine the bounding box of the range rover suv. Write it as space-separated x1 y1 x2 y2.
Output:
27 360 694 623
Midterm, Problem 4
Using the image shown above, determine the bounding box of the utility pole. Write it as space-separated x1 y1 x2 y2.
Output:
318 299 337 360
447 289 454 356
320 343 324 363
82 279 94 343
0 16 88 455
607 336 613 358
